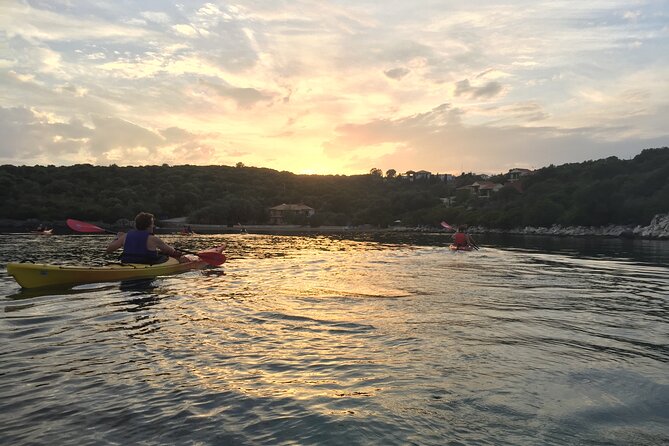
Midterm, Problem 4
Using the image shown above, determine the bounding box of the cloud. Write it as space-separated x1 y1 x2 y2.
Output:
482 102 550 123
86 116 164 156
197 78 275 108
0 107 168 164
173 24 199 37
622 10 642 22
322 102 668 174
384 67 410 80
0 2 150 42
160 127 195 144
170 141 217 164
0 107 90 161
454 79 504 99
140 11 172 25
0 106 220 166
323 103 463 157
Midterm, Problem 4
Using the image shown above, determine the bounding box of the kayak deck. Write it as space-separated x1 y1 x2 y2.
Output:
7 257 208 289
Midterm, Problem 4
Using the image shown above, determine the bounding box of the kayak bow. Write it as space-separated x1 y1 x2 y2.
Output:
7 257 208 289
449 244 474 252
31 229 53 235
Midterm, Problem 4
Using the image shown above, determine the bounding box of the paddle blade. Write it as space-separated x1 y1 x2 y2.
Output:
195 251 226 266
67 219 107 233
440 221 455 231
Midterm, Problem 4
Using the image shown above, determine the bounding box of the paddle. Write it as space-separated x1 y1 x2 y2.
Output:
440 221 455 231
67 219 113 234
66 219 226 266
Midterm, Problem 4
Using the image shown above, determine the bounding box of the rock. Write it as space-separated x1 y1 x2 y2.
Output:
468 213 669 239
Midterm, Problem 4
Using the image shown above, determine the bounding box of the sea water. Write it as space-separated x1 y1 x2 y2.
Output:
0 233 667 445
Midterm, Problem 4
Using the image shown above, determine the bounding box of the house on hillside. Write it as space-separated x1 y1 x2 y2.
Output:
401 171 453 182
269 203 315 225
414 170 432 180
507 168 532 182
476 181 504 198
401 170 431 181
457 184 478 195
458 181 504 198
435 173 455 182
440 197 456 206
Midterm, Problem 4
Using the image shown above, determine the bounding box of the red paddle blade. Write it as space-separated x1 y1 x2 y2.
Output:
196 251 226 266
67 219 106 233
440 221 455 231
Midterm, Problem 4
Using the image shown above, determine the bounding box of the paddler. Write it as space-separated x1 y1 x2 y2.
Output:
106 212 184 264
452 224 477 249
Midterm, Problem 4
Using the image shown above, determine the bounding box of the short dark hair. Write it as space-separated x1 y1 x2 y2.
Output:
135 212 155 230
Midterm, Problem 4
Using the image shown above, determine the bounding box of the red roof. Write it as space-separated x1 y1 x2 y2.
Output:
478 181 501 190
504 181 524 193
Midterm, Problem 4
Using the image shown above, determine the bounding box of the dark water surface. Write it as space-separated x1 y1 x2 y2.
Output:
1 233 668 445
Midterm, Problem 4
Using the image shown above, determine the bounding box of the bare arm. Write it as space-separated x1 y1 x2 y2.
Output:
148 235 178 256
106 232 126 253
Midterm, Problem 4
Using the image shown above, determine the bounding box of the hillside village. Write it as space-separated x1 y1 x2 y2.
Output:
270 167 533 224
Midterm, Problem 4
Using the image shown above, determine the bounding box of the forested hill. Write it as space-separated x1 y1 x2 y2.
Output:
1 147 668 228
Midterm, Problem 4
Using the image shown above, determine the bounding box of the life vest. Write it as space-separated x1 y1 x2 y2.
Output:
453 232 468 246
121 230 163 264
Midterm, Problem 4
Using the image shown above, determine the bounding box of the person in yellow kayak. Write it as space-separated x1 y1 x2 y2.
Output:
452 224 477 249
106 212 184 264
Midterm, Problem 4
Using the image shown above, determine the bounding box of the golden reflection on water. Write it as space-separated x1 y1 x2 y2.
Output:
142 235 425 410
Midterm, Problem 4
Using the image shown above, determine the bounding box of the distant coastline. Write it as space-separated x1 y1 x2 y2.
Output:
468 212 669 239
2 213 668 239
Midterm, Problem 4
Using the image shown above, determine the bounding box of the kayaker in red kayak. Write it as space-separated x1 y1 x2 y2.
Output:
452 225 477 249
106 212 184 264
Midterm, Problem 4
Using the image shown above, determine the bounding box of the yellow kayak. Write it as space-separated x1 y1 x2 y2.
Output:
7 257 208 289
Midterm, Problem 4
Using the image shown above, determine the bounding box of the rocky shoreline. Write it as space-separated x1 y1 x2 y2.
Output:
467 213 669 239
1 213 668 239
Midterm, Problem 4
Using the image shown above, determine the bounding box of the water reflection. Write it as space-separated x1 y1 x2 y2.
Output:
4 283 120 302
0 233 668 445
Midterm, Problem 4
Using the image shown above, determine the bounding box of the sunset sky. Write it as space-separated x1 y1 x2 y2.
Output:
1 1 668 175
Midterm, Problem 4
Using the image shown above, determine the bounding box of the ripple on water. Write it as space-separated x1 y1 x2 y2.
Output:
1 234 668 445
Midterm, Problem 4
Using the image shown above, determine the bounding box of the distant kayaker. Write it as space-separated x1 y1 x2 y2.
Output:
107 212 184 264
452 225 476 249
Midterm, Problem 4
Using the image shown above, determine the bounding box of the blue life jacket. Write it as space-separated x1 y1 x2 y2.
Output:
121 230 164 264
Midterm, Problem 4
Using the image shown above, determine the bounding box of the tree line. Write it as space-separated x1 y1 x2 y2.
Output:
0 147 667 228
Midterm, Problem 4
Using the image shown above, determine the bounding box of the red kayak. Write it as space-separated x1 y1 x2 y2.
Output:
449 244 473 252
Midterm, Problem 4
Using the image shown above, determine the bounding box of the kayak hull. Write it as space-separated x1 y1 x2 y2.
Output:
449 244 474 252
7 257 207 289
